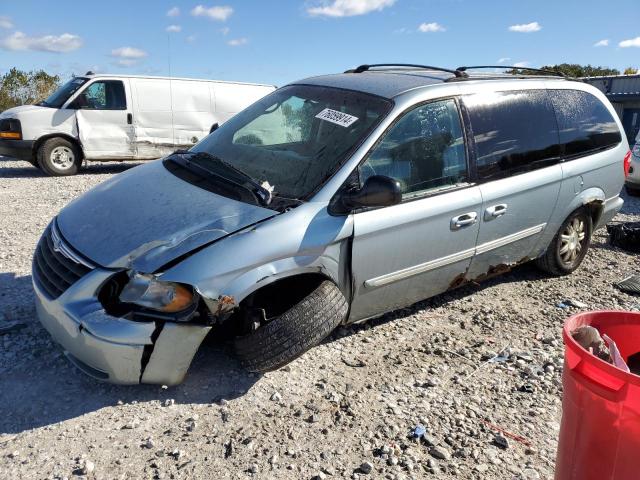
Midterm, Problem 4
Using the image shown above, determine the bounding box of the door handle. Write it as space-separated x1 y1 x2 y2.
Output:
451 212 478 230
127 113 133 125
484 204 508 220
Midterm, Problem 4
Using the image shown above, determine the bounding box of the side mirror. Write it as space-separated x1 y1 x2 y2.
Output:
336 175 402 213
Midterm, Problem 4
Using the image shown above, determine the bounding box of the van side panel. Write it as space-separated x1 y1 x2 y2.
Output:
171 80 215 148
131 78 175 159
214 84 275 124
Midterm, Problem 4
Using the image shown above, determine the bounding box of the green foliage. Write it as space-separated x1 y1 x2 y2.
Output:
0 68 61 111
508 63 620 78
624 67 638 75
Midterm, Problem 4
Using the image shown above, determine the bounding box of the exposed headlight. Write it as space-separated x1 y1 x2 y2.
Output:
119 272 196 313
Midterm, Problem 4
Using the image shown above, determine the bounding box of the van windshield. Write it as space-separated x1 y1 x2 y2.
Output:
39 77 89 108
190 85 392 200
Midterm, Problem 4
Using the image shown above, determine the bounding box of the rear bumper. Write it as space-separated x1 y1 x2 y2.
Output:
0 138 33 161
596 195 624 230
33 267 210 385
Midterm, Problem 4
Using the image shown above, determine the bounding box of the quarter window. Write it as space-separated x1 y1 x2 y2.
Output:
548 89 621 158
464 90 561 180
360 99 468 198
76 81 127 110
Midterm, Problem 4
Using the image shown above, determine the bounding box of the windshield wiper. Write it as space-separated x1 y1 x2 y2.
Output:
171 151 273 206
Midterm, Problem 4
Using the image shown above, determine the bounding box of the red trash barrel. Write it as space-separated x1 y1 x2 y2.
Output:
556 311 640 480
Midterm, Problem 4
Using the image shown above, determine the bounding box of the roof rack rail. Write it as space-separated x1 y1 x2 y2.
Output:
455 65 567 78
345 63 468 78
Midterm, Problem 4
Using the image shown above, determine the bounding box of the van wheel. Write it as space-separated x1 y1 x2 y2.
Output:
535 209 592 276
234 280 348 372
37 138 82 176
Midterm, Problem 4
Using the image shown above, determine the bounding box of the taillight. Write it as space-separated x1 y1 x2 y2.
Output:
624 150 632 178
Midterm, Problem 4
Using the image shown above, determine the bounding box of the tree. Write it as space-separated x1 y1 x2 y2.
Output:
0 68 61 111
508 63 620 78
624 67 638 75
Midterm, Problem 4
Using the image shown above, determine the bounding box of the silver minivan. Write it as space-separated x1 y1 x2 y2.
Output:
32 65 629 385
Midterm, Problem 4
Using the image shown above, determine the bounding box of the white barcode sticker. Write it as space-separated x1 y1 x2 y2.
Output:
315 108 359 127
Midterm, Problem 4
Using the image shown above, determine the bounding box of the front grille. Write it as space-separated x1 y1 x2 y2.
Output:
33 221 94 299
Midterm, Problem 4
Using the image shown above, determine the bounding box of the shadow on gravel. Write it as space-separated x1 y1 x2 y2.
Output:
0 272 259 435
0 159 141 178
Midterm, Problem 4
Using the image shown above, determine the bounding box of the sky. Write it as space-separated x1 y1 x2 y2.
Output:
0 0 639 86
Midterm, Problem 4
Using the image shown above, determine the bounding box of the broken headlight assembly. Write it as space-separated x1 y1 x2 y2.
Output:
100 271 199 322
119 272 196 313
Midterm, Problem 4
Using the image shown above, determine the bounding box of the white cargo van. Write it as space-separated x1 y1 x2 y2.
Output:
0 73 275 176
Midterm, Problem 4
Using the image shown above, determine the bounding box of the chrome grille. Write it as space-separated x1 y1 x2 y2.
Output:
32 221 94 299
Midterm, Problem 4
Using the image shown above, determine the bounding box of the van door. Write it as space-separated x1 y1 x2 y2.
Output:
171 80 214 148
72 79 135 159
349 98 482 322
130 78 174 159
462 89 563 280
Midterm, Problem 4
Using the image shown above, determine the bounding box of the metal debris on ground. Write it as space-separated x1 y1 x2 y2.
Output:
607 222 640 253
615 275 640 295
0 321 26 335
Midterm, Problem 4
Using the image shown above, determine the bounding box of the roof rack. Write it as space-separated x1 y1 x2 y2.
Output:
455 65 567 78
345 63 468 78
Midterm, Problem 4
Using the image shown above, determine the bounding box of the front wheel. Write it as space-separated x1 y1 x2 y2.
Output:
37 138 82 176
234 280 348 372
535 209 592 276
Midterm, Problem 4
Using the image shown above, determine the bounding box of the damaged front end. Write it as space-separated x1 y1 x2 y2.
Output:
32 224 238 386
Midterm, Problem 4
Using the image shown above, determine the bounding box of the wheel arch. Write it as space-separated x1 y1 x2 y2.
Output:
33 133 84 162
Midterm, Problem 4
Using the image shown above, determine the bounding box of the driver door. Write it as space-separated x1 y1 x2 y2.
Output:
71 79 136 159
348 98 482 322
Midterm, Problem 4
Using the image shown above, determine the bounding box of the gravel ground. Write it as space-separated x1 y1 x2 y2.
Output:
1 156 640 480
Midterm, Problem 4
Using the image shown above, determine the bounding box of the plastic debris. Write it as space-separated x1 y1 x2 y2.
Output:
412 425 426 439
571 325 611 362
488 351 510 363
603 334 630 373
607 222 640 253
616 275 640 295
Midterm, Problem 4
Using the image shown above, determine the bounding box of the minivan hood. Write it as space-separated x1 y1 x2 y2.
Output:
56 160 277 272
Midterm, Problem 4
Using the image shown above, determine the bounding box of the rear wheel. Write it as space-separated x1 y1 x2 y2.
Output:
234 280 348 372
37 137 82 176
535 209 592 276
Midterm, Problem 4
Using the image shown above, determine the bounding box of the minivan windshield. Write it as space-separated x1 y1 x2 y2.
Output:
39 77 88 108
190 85 392 200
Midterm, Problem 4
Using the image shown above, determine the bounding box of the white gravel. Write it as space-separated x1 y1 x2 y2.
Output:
1 156 640 479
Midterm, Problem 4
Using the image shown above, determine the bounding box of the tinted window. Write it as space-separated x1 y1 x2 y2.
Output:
549 89 621 158
464 90 560 180
76 81 126 110
360 99 467 198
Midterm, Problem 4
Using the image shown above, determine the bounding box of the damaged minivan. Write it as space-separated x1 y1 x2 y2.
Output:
0 73 274 176
33 64 629 385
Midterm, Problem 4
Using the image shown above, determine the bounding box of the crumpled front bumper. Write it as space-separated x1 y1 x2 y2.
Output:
33 267 211 385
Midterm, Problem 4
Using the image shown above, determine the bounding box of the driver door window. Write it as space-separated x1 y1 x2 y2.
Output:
360 99 468 199
76 81 127 110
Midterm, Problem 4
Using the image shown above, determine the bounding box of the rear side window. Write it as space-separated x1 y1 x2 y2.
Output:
464 90 560 180
548 89 621 158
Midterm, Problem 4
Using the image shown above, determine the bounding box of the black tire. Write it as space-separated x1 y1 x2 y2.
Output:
37 137 82 176
626 185 640 197
234 280 348 372
535 209 592 276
